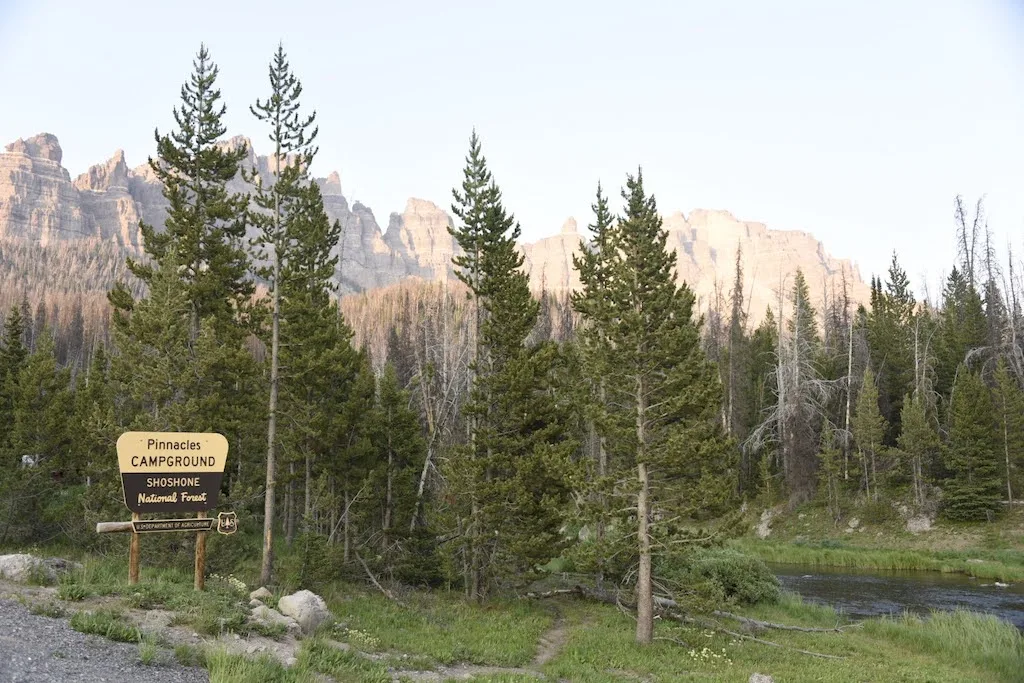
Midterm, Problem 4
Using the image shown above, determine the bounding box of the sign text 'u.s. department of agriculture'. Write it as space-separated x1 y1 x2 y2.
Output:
116 432 229 513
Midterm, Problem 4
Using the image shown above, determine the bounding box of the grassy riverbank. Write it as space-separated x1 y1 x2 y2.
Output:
736 500 1024 580
732 539 1024 581
2 550 1022 682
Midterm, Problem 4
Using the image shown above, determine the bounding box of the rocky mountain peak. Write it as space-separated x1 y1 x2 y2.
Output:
74 150 129 192
0 131 872 325
323 171 342 195
4 133 62 163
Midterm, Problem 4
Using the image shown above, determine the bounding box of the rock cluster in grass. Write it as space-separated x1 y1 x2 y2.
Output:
246 586 331 636
0 554 81 584
278 589 331 634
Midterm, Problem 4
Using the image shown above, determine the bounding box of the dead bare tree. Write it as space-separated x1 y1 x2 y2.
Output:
746 273 839 503
954 194 985 289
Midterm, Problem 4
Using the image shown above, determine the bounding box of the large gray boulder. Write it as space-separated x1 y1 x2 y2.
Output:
277 589 331 635
749 674 775 683
0 554 80 584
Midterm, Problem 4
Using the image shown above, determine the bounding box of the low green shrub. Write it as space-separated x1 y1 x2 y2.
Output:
57 582 88 601
685 549 780 606
174 643 207 668
70 609 141 643
29 601 65 618
861 499 897 525
138 634 159 665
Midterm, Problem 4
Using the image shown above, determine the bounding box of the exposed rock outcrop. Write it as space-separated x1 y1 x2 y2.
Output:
0 132 871 324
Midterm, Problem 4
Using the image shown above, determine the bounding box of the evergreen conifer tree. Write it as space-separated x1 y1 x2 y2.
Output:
570 183 617 580
111 44 252 335
0 305 28 449
2 333 72 542
897 391 939 506
447 132 575 600
584 170 732 645
944 369 1002 520
818 423 842 522
107 44 259 461
852 365 886 500
935 268 987 400
867 254 916 444
248 43 326 585
993 360 1023 506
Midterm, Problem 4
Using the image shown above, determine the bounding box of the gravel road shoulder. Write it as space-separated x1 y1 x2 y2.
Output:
0 598 208 683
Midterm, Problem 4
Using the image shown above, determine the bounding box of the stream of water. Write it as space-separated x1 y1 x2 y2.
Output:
772 565 1024 629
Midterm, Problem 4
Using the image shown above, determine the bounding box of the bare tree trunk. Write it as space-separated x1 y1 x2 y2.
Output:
285 462 295 545
1005 416 1015 507
329 477 337 545
636 464 653 645
871 450 878 502
635 367 653 645
383 427 393 552
304 449 312 524
259 247 281 587
844 317 854 480
776 287 787 489
411 331 437 531
343 488 351 563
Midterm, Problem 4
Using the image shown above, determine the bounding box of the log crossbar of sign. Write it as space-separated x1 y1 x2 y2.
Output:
96 518 215 534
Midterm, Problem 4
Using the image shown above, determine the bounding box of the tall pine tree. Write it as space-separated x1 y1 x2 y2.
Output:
111 44 252 336
852 365 886 500
447 132 574 600
108 44 258 453
585 170 732 645
570 182 617 581
897 391 939 507
944 369 1002 520
248 43 326 586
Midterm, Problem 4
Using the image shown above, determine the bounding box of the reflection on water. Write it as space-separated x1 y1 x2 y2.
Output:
772 564 1024 629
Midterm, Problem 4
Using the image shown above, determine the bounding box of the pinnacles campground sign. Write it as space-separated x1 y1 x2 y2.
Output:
117 432 228 514
96 431 235 589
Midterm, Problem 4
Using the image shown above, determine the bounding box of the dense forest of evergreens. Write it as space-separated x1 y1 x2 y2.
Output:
1 45 1021 646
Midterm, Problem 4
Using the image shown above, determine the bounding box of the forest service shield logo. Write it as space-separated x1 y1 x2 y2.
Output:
216 512 238 535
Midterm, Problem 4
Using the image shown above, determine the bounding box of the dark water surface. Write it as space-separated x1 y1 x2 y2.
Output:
772 564 1024 629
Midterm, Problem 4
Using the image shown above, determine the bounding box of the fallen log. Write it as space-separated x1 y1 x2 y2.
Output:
524 584 851 658
712 610 856 632
659 611 845 660
712 626 845 660
355 551 404 606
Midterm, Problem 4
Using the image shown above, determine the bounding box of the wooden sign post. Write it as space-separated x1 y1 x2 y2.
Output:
98 431 230 590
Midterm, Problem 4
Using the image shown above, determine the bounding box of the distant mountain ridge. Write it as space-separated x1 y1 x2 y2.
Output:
0 132 870 325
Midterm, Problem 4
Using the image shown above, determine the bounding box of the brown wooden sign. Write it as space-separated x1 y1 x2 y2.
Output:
116 432 229 513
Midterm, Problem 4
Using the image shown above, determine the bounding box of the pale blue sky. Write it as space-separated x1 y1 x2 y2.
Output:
1 0 1022 297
